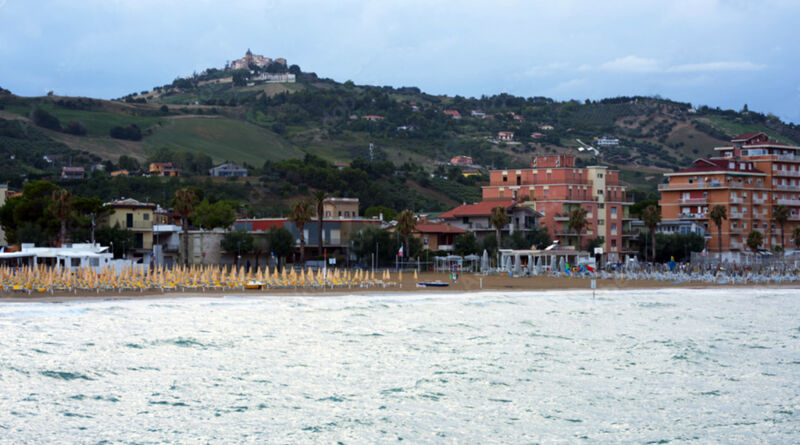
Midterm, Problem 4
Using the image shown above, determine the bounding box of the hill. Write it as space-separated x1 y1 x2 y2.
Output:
1 63 799 213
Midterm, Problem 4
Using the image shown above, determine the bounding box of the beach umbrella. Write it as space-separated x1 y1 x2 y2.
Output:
481 249 489 273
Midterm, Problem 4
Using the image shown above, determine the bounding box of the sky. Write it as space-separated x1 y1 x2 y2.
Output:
1 0 799 122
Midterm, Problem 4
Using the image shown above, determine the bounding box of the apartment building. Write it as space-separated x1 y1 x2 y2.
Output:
660 132 800 252
481 155 635 261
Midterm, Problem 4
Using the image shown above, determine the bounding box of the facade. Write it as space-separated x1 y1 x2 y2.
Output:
363 115 383 121
438 200 541 241
498 131 514 141
413 222 466 251
482 155 635 261
322 198 359 219
61 166 85 179
659 132 800 252
103 198 156 262
209 163 247 177
0 184 7 246
230 49 273 70
149 162 180 177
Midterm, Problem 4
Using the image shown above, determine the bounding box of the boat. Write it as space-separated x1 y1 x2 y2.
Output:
416 281 449 288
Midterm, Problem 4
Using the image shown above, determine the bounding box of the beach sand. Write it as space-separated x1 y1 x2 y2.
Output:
1 272 796 303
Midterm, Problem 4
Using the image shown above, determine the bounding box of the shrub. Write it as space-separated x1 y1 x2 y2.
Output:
32 108 61 131
63 120 87 136
109 124 142 141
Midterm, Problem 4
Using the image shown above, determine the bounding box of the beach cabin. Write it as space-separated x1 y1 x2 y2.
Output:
0 244 135 273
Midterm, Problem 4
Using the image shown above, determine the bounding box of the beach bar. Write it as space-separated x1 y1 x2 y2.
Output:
499 247 593 275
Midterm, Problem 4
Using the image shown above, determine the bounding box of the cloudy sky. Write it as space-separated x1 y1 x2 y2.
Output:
1 0 798 122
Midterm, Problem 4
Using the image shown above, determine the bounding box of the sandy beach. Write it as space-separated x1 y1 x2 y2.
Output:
1 272 797 303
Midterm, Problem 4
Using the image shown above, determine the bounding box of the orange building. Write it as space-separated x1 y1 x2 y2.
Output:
659 132 800 252
482 155 635 261
149 162 180 177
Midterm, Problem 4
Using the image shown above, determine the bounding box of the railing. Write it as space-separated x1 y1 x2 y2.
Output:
730 241 744 250
679 198 707 205
729 212 745 219
659 182 753 191
553 214 569 221
752 197 767 205
777 199 800 206
774 185 800 191
729 197 744 204
775 170 800 177
679 213 708 219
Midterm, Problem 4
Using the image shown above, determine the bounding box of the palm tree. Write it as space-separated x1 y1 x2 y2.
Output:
311 190 328 257
772 204 789 252
50 189 72 247
793 227 800 250
641 205 661 262
173 188 198 266
395 209 416 261
289 200 313 265
567 207 588 250
709 205 727 258
490 206 510 250
746 230 763 254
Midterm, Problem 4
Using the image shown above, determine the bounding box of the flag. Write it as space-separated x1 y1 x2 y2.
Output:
398 245 404 258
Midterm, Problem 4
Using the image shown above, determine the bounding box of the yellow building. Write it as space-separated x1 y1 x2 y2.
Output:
322 197 360 219
103 198 156 260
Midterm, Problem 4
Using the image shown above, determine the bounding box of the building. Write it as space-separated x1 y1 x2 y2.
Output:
363 115 384 122
110 169 129 177
659 132 800 252
482 155 635 261
657 220 707 237
531 132 545 139
498 131 514 142
471 110 486 118
439 200 541 242
413 222 466 251
61 166 85 179
539 124 554 131
0 184 8 246
209 163 247 177
0 243 125 272
251 72 296 83
450 155 473 166
322 197 359 219
230 49 273 70
596 137 620 147
149 162 180 177
103 198 157 262
444 110 462 119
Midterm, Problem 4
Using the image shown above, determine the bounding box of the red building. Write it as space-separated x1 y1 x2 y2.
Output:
482 155 635 261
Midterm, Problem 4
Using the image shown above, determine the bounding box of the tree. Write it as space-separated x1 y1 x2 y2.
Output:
63 120 87 136
772 204 789 252
641 204 661 262
0 180 60 244
587 236 605 251
266 226 295 271
50 189 72 247
351 227 400 267
567 207 588 250
746 230 763 253
118 155 140 172
289 200 313 264
793 227 800 249
109 124 142 141
31 108 61 131
363 206 397 221
453 232 479 256
221 230 254 268
395 209 417 260
709 205 727 258
193 200 236 230
525 225 551 250
490 206 510 252
311 190 329 257
172 188 198 266
95 224 134 259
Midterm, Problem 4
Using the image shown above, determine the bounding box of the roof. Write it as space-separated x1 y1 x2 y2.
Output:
439 200 517 218
212 163 245 169
61 166 84 172
414 223 466 234
105 198 156 208
731 132 766 142
668 158 765 176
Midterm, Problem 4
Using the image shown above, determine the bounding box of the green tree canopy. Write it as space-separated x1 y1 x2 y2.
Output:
193 200 237 230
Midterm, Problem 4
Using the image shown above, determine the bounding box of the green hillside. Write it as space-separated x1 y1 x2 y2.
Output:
143 117 304 164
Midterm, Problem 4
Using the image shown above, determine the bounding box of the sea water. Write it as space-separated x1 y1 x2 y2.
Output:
0 288 798 443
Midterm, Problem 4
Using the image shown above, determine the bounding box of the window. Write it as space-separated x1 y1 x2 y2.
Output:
143 213 150 220
126 213 133 228
611 207 617 218
71 258 81 267
326 211 331 217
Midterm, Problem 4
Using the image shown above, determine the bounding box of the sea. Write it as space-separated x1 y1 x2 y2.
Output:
0 288 798 443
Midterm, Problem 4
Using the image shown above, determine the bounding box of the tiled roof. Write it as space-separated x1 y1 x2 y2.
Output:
673 158 761 174
731 132 765 142
414 223 466 234
439 200 517 218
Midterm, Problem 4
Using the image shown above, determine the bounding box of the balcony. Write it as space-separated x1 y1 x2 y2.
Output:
729 212 745 219
729 196 744 204
774 184 800 191
679 197 707 205
679 213 708 220
752 197 767 205
777 198 800 206
622 231 638 237
730 241 744 250
775 170 800 177
553 214 570 222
